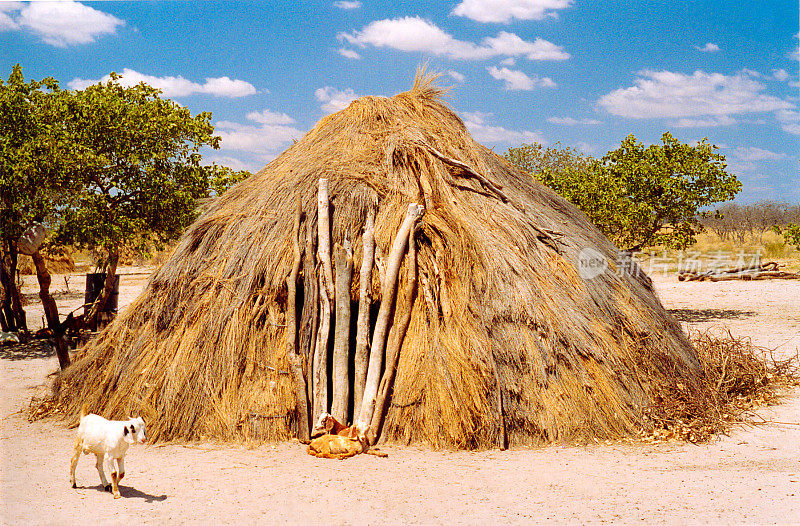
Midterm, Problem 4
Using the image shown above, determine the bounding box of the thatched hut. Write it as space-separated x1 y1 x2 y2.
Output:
42 72 704 448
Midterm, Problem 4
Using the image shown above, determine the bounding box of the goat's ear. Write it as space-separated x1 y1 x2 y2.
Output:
124 426 129 436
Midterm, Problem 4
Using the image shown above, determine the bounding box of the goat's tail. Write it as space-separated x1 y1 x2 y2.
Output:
80 403 89 418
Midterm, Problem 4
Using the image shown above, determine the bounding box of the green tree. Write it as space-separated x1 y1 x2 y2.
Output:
505 133 741 251
503 141 595 176
776 223 800 250
0 65 79 367
53 73 232 323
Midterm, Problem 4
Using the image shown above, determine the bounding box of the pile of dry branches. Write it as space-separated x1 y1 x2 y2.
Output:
642 330 799 442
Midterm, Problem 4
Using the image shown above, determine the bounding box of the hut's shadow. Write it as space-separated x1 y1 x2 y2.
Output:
669 308 758 323
0 340 55 360
80 483 168 503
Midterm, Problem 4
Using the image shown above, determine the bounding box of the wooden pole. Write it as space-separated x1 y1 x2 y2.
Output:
353 205 375 413
331 241 353 423
370 225 417 442
312 272 331 421
286 201 310 440
312 179 333 420
358 203 425 426
317 178 334 301
299 211 318 406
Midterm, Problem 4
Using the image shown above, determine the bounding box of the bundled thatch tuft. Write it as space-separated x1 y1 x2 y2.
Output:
37 71 724 447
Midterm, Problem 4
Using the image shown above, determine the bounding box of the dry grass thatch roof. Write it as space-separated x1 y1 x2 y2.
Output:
39 71 706 448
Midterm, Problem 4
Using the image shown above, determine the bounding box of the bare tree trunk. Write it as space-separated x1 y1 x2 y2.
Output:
0 306 8 332
1 245 27 332
299 214 318 406
85 246 120 328
358 203 425 425
370 225 417 441
31 251 71 369
0 260 16 331
312 272 331 421
353 206 375 413
331 241 353 423
286 201 310 441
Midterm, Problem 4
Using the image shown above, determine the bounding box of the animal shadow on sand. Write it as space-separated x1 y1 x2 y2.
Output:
668 308 758 323
78 484 168 503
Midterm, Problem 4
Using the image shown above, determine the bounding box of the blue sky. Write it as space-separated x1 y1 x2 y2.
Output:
2 0 798 203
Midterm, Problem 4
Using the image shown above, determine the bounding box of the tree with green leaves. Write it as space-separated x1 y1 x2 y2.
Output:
503 141 595 176
52 73 244 324
2 67 247 367
505 133 741 251
776 223 800 250
0 65 80 367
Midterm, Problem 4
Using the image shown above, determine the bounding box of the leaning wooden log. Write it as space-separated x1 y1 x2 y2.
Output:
317 178 335 300
353 205 375 414
286 200 310 441
358 203 425 426
331 241 353 423
370 225 418 442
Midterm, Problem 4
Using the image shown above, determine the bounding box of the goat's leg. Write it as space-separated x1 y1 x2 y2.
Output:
104 456 121 498
95 454 110 492
116 457 125 481
69 437 82 488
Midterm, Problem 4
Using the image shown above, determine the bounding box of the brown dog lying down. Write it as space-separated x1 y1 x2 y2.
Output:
306 414 387 460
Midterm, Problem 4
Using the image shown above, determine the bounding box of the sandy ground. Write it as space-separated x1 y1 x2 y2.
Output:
2 269 799 525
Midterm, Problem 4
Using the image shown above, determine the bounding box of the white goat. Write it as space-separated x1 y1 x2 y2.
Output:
69 405 146 499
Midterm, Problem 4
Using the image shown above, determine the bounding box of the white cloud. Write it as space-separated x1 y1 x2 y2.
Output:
483 32 570 61
315 86 359 113
337 47 361 59
694 42 720 53
339 17 569 61
452 0 572 23
772 68 790 82
334 1 361 9
787 33 799 61
487 66 555 90
2 0 124 47
0 2 21 30
447 70 466 83
672 115 736 128
200 76 258 98
203 155 254 173
500 57 516 66
598 70 793 120
461 111 545 145
245 110 295 125
776 109 800 135
733 147 787 162
547 116 601 126
214 112 304 157
68 68 257 98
